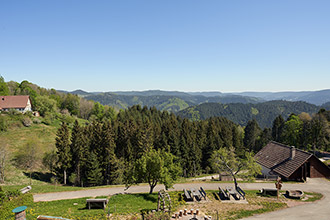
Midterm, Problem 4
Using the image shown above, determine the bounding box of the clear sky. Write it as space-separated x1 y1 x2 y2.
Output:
1 0 329 92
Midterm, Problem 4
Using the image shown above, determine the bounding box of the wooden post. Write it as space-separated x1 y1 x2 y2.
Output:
275 177 282 200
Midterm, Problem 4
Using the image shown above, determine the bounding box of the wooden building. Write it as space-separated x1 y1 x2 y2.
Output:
255 141 330 181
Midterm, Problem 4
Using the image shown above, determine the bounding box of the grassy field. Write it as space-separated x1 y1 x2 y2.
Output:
17 189 323 220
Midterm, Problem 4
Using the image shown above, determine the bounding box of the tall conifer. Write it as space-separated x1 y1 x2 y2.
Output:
55 123 71 185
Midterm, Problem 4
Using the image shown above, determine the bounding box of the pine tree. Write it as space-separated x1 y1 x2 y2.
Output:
100 120 117 184
70 120 86 186
55 123 71 185
243 119 261 152
272 115 285 142
85 151 103 186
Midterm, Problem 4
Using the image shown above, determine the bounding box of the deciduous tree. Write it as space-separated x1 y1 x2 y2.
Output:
211 147 261 190
130 148 181 194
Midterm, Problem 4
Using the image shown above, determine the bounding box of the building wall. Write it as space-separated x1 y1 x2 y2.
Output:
289 166 304 181
289 156 330 180
23 99 32 113
309 156 330 178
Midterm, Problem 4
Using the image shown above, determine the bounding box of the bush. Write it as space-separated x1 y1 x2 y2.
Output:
33 118 41 124
58 114 75 125
0 116 8 132
43 112 55 125
22 117 33 127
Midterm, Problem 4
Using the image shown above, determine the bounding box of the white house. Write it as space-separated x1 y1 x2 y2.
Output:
0 96 32 113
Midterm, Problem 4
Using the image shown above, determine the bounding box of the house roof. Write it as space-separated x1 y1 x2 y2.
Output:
255 141 312 178
0 96 30 109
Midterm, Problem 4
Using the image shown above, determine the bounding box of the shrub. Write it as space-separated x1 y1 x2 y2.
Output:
33 118 41 124
43 112 55 125
0 116 8 132
22 117 33 127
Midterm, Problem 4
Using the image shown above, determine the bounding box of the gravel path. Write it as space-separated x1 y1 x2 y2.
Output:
33 178 330 219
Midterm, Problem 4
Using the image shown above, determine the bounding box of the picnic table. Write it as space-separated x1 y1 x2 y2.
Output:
86 198 108 210
184 189 193 201
218 186 230 200
226 186 240 200
190 188 202 201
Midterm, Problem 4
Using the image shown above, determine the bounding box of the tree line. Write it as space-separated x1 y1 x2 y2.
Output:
54 105 330 189
0 76 116 123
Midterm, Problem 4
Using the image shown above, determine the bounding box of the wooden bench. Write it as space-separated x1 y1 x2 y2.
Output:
199 187 207 200
218 187 230 200
226 186 240 200
237 186 246 199
191 188 202 201
20 186 32 194
184 189 193 201
86 198 108 210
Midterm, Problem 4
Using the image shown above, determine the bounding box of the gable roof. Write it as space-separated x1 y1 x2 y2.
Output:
255 141 312 178
0 96 30 109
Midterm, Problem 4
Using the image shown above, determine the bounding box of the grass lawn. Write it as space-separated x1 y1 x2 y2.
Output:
26 197 109 220
23 192 183 220
19 189 323 220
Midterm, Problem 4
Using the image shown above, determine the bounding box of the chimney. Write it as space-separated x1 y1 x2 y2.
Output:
290 146 296 160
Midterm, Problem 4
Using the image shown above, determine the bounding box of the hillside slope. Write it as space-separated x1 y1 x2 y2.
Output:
84 92 261 112
177 100 320 128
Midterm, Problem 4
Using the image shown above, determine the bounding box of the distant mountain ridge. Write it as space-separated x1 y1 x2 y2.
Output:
64 89 330 106
84 92 261 113
177 100 321 128
60 89 330 114
235 89 330 105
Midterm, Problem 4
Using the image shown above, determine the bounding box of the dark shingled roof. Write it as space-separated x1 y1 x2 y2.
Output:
255 141 312 178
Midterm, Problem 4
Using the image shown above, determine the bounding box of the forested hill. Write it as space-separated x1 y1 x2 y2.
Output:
177 100 321 128
84 92 261 113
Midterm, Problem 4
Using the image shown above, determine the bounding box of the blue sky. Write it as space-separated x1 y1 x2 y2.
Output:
1 0 330 92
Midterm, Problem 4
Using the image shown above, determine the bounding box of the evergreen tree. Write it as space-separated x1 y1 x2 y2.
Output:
310 113 329 151
55 123 71 185
70 120 86 186
243 119 261 152
85 151 103 186
100 120 117 184
255 128 272 151
272 115 285 142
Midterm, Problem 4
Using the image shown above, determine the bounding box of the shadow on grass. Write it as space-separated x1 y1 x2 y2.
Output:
23 171 53 183
133 193 158 203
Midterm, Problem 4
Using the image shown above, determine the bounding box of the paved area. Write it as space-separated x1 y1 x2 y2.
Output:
33 178 330 219
242 178 330 220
